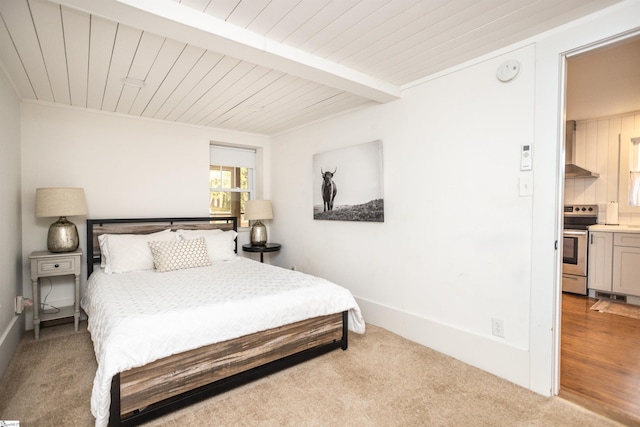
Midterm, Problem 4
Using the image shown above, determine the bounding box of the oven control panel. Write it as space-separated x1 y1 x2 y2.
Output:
564 204 598 216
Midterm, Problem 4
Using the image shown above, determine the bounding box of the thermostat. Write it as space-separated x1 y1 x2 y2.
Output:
521 144 532 170
497 60 520 82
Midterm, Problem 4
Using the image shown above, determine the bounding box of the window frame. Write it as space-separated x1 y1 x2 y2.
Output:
618 134 640 212
209 145 256 228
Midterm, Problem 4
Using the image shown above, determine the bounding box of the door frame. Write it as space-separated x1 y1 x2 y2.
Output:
552 28 640 395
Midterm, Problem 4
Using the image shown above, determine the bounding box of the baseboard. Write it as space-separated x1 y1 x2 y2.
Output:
354 297 531 390
0 315 23 378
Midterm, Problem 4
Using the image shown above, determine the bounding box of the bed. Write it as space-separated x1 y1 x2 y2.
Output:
82 217 365 427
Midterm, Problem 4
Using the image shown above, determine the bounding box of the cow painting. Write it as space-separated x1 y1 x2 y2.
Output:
313 140 383 222
321 168 337 211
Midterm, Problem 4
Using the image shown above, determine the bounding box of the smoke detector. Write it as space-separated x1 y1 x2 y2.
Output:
497 60 520 82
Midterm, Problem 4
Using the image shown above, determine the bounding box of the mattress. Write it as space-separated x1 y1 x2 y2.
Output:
81 256 365 427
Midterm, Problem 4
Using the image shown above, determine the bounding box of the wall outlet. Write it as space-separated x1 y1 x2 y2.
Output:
492 318 505 338
15 296 23 314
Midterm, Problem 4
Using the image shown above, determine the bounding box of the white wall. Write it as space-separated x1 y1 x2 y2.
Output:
20 104 270 329
270 45 537 388
0 67 23 377
270 0 640 396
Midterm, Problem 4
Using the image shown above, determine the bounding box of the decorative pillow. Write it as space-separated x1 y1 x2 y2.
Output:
102 230 177 274
178 229 237 262
148 237 211 272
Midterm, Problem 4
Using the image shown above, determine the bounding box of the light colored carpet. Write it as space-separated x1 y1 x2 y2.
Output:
0 321 622 427
590 299 640 319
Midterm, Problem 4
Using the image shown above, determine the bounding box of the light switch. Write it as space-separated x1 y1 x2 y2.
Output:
519 173 533 196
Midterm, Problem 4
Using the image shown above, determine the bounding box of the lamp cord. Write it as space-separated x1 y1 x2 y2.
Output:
40 278 61 315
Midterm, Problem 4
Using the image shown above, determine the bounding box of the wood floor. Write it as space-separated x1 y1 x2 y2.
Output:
560 293 640 426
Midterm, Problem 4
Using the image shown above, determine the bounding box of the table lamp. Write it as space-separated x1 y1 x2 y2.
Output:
35 187 88 253
244 200 273 246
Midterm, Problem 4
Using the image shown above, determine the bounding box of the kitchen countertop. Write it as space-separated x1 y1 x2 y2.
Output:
590 224 640 233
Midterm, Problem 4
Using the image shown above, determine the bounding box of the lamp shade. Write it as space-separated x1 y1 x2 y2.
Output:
244 200 273 220
35 188 88 218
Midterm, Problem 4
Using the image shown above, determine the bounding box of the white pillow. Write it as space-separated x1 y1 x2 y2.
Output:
178 229 237 261
102 229 177 274
176 229 222 238
97 233 110 268
148 237 211 272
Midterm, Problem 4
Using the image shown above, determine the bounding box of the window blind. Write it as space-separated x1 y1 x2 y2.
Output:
210 145 255 168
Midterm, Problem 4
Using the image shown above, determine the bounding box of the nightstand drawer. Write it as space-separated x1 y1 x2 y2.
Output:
35 256 78 276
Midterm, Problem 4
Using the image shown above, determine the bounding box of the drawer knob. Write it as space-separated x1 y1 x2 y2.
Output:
54 264 59 268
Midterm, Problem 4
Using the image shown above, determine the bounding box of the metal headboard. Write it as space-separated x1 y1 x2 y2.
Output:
86 216 238 277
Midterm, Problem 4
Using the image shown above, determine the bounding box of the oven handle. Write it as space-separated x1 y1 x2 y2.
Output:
563 229 588 237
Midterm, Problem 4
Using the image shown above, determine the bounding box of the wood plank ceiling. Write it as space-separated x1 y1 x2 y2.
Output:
0 0 624 135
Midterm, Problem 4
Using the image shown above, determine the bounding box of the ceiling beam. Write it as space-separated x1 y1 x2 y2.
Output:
51 0 401 103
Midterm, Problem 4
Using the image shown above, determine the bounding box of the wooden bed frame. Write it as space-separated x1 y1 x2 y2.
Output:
86 217 349 427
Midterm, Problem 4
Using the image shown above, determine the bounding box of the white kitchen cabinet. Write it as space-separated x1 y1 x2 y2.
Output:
588 231 613 292
612 233 640 296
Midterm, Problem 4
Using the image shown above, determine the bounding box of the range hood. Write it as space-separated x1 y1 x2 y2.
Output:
565 120 599 178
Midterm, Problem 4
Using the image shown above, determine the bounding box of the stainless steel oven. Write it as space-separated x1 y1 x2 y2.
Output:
562 205 597 295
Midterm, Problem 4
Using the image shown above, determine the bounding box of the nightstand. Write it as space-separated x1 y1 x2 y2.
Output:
29 250 82 340
242 243 281 263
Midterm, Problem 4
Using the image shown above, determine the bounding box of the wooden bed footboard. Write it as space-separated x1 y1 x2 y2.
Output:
110 311 349 427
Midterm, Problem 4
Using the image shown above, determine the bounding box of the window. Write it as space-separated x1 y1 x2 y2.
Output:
629 137 640 207
618 133 640 213
209 145 255 227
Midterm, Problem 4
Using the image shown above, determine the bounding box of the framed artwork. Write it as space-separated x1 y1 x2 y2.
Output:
313 140 384 222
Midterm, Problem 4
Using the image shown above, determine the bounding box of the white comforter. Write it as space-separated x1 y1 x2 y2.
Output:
81 257 365 427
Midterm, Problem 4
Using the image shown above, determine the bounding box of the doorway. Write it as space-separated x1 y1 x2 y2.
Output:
559 32 640 424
